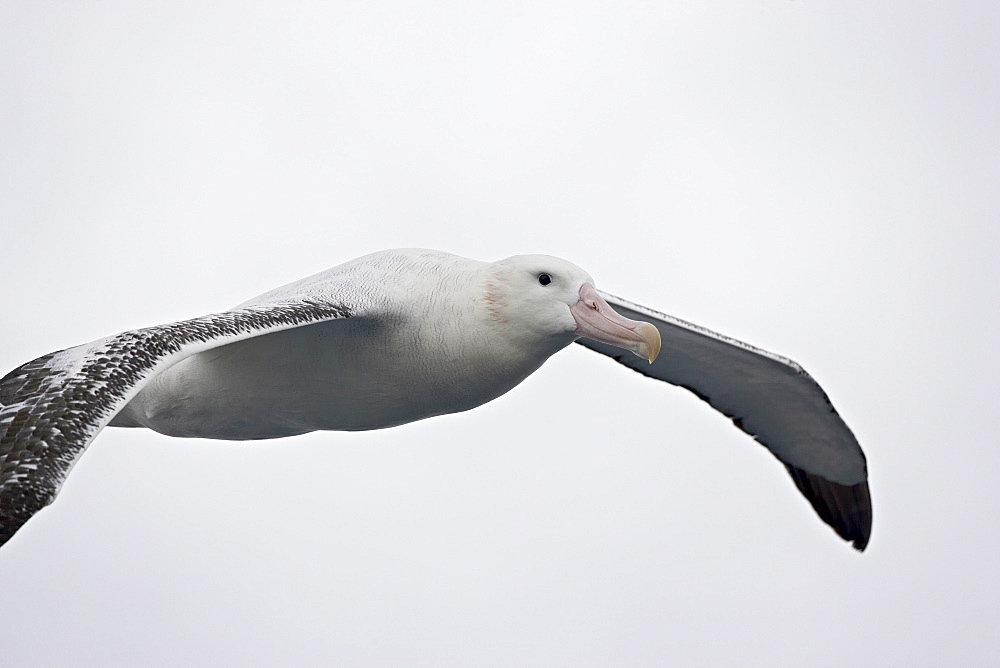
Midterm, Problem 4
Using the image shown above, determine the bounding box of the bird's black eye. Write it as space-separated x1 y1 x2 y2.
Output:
538 273 552 286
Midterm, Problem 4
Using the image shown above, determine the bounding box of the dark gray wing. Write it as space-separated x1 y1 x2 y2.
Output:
0 300 351 548
576 291 871 551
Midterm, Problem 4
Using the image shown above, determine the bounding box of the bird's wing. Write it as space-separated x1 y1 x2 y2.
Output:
575 291 872 551
0 299 353 548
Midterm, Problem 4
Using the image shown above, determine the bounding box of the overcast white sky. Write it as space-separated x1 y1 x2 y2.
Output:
1 2 998 666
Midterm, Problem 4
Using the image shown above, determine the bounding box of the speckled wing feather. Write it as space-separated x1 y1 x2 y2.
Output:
0 300 352 548
575 291 871 551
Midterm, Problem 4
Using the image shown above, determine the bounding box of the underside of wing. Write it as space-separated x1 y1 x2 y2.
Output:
576 291 871 551
0 300 352 548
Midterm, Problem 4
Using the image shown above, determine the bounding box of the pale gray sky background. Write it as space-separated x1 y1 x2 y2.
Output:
1 2 998 666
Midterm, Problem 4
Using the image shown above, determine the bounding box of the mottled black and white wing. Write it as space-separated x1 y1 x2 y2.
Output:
575 291 872 551
0 300 352 548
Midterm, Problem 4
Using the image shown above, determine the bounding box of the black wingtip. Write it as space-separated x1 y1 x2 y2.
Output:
0 513 28 550
785 466 872 552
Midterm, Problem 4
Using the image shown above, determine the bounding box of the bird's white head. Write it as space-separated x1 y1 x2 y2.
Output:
485 254 660 363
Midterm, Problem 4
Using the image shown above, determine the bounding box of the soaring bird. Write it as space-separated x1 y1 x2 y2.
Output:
0 249 871 550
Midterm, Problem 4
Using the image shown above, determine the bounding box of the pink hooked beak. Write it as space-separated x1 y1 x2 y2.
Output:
570 284 661 363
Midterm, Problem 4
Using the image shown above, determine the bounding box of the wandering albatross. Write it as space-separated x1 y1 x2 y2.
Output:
0 249 871 551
